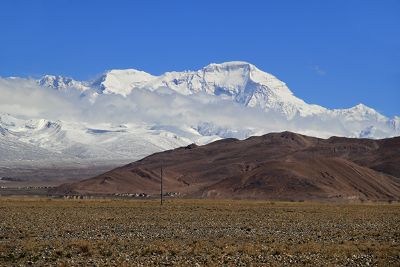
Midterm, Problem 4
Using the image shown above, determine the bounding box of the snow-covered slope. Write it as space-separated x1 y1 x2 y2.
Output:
0 114 204 163
91 69 155 96
0 61 398 165
389 116 400 131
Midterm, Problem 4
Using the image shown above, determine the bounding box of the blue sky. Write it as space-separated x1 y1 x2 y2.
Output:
0 0 399 116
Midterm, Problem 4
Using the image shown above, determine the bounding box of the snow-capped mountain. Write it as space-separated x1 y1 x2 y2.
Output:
36 62 393 123
0 61 398 165
0 114 204 163
39 75 89 91
45 62 327 119
91 69 155 96
331 104 387 122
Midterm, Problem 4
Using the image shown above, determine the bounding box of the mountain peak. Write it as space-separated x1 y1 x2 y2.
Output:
352 103 376 112
348 104 383 117
332 103 386 123
334 103 378 114
39 75 74 89
38 75 89 91
92 69 155 96
104 68 153 77
203 61 255 70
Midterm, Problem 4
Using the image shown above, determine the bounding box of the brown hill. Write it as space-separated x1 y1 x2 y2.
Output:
56 132 400 201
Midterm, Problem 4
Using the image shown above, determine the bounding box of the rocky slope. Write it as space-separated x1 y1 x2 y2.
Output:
56 132 400 201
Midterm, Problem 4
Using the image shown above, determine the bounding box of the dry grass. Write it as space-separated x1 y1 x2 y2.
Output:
0 198 399 266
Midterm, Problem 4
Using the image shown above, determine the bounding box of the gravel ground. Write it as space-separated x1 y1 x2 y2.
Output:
0 198 399 266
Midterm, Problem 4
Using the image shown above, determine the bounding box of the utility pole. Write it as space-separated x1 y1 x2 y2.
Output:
160 163 163 205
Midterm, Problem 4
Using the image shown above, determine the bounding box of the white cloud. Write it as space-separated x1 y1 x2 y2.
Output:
0 78 80 120
313 65 326 76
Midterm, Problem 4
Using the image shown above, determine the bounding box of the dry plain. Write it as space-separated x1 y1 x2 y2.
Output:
0 198 399 266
